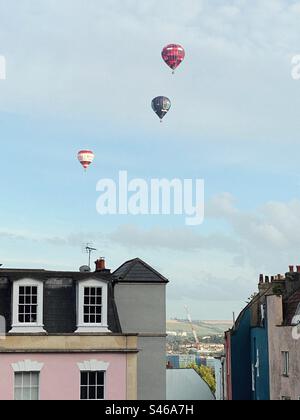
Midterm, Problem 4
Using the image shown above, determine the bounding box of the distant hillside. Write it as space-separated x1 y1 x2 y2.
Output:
167 320 232 337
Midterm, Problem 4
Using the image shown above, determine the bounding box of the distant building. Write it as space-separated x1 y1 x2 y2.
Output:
166 369 215 400
225 266 300 400
214 356 227 400
0 258 168 400
166 331 178 337
214 358 223 400
166 354 207 369
206 357 216 370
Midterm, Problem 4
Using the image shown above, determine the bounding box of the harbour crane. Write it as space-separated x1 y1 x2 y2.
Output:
184 305 201 350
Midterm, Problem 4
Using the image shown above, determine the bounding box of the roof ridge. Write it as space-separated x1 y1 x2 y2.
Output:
232 288 270 331
113 258 169 283
135 258 169 282
113 258 138 278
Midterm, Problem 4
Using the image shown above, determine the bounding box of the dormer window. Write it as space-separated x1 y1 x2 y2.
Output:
84 287 102 324
18 286 38 323
10 279 46 334
76 279 110 333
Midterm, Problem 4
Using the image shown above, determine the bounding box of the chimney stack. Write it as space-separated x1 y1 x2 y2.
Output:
289 265 295 273
95 257 106 272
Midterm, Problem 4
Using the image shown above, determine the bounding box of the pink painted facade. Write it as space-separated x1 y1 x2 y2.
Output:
224 331 232 401
0 353 127 400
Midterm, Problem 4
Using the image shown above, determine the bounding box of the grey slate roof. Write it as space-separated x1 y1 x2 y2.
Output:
0 269 122 334
113 258 169 284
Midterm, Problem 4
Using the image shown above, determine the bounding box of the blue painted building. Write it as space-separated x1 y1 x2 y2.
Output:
251 325 270 400
230 306 252 400
227 285 270 400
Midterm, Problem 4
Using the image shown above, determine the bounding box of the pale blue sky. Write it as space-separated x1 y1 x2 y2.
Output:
1 0 300 319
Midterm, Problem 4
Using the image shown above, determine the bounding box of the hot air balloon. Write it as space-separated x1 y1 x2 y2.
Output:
162 44 185 73
151 96 171 121
77 150 95 171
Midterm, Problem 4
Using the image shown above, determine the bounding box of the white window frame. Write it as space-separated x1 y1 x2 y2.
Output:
76 279 110 333
255 349 260 378
282 351 289 377
251 364 255 392
12 360 44 401
14 371 40 401
9 279 46 334
79 370 106 401
78 360 109 401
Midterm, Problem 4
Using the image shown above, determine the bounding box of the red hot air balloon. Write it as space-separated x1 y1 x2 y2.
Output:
162 44 185 73
77 150 95 171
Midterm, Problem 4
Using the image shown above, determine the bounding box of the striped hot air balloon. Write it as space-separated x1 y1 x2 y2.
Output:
162 44 185 73
77 150 95 171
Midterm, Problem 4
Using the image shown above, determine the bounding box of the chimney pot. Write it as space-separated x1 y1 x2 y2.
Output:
259 274 264 284
297 266 300 273
271 276 275 282
265 276 270 283
289 265 295 273
95 258 106 272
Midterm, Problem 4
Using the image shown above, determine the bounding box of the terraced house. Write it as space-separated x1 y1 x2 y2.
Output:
0 257 168 400
224 266 300 400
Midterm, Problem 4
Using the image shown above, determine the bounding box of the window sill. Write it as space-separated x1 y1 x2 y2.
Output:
75 325 111 334
9 325 47 334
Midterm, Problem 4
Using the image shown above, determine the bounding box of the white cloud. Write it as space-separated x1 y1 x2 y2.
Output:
3 193 300 274
206 192 237 218
0 0 299 142
108 224 239 252
208 194 300 270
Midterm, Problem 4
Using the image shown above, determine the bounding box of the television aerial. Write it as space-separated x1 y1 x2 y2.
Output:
83 243 97 269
